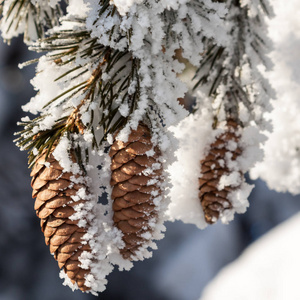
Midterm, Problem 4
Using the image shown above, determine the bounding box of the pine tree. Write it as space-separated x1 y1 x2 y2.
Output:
0 0 275 294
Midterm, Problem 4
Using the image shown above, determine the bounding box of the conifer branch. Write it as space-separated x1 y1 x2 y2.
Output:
193 0 274 125
16 19 142 166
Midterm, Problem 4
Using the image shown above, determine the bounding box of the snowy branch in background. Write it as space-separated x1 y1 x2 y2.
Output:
0 0 63 42
251 1 300 195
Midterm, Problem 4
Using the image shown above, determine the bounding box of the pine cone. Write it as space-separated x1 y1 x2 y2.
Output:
199 119 242 224
109 123 162 260
30 151 91 292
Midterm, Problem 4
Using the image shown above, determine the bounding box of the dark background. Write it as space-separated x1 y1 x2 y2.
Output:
1 37 300 300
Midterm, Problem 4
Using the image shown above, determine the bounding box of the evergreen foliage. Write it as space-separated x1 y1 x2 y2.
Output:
0 0 62 42
194 0 274 127
1 0 275 294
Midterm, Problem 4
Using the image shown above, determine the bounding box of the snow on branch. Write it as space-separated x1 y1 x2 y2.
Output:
7 0 282 294
0 0 63 42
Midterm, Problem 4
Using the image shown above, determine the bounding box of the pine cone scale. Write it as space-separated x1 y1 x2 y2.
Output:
30 162 44 177
35 188 57 200
113 149 135 163
124 142 152 155
31 177 48 189
112 186 127 198
45 197 70 208
44 226 57 237
39 167 63 180
47 217 65 227
118 181 140 192
114 197 134 208
111 170 132 183
37 206 55 218
34 199 45 210
121 161 146 175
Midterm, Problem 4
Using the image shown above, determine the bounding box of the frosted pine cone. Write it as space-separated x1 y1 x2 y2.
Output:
199 119 242 224
30 151 91 292
109 123 162 260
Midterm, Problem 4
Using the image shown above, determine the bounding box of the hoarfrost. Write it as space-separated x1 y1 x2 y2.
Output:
166 101 214 229
14 0 270 294
0 0 61 42
111 0 143 16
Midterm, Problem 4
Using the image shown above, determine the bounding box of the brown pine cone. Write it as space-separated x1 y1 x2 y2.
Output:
199 119 242 224
109 123 162 260
30 151 92 292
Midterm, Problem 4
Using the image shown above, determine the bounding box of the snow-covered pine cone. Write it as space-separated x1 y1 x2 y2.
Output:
199 119 242 224
30 151 91 292
109 123 162 260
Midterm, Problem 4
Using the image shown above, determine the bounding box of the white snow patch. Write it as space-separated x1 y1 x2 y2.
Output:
200 213 300 300
166 105 214 229
251 0 300 194
110 0 143 15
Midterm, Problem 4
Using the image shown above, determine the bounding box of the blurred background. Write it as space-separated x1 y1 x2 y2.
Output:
1 2 300 299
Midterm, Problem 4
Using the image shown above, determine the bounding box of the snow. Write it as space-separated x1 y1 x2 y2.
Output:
67 0 90 17
4 0 299 295
154 221 243 300
0 0 61 42
166 101 214 229
111 0 143 16
200 212 300 300
1 0 300 297
251 0 300 194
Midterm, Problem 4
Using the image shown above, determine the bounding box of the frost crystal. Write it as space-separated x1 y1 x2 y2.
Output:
0 0 62 42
